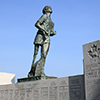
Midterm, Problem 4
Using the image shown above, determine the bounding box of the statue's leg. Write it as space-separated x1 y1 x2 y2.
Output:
41 42 50 59
31 44 39 67
40 42 50 75
28 44 39 77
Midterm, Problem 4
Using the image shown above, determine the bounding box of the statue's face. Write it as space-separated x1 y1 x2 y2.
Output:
43 6 52 14
44 7 52 14
47 8 52 13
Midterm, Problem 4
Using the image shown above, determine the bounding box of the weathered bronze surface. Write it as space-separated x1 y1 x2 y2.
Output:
28 6 56 79
17 76 57 83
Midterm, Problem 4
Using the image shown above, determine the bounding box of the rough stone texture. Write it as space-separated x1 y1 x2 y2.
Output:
0 75 84 100
83 40 100 100
0 72 15 85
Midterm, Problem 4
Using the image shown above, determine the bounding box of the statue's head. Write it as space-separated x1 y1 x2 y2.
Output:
42 6 52 14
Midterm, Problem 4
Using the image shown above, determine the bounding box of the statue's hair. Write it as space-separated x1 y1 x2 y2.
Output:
42 6 52 14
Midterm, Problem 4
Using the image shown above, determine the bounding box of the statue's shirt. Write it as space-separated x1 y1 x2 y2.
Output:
34 14 54 45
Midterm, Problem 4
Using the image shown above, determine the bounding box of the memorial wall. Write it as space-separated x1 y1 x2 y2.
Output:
0 75 84 100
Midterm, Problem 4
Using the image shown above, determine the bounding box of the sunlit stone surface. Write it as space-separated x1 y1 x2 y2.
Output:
0 72 15 85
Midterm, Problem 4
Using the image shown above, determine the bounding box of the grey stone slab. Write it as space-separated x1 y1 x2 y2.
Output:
83 40 100 100
0 75 84 100
69 75 85 100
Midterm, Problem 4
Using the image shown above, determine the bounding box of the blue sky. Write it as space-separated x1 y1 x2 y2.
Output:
0 0 100 82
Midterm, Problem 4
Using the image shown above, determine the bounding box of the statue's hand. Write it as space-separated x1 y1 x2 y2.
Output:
54 31 56 35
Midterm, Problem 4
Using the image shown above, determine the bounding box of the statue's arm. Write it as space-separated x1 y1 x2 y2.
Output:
35 15 48 35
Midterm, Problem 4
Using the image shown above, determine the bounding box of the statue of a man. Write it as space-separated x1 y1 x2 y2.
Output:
28 6 56 78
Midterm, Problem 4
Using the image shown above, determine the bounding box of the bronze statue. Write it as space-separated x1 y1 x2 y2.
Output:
28 6 56 79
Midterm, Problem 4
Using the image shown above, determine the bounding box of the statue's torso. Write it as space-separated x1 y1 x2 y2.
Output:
34 14 54 45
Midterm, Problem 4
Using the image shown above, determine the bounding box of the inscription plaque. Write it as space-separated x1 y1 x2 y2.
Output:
5 90 9 100
50 87 57 100
83 40 100 100
26 88 32 100
20 89 25 100
59 80 69 100
9 89 13 100
0 90 4 100
14 90 19 100
33 88 39 100
41 87 48 100
69 75 85 100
